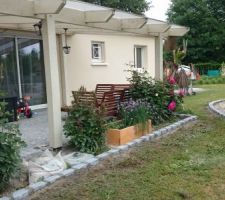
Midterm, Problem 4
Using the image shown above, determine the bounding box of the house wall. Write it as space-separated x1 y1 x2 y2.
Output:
62 33 156 104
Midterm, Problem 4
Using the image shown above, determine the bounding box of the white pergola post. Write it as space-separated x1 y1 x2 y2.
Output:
155 33 163 81
42 14 62 148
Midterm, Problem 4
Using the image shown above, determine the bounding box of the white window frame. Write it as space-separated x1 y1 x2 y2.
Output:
91 41 105 63
134 45 147 72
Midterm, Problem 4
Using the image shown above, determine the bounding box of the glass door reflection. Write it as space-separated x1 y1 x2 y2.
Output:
0 37 19 98
18 38 46 105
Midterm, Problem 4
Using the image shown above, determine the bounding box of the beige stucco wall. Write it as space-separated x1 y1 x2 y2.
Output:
61 33 156 104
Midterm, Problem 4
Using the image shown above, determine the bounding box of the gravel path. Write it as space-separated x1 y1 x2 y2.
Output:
19 109 68 160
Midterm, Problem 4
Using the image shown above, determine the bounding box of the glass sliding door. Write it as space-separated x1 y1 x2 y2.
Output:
18 38 46 106
0 38 19 97
0 36 47 106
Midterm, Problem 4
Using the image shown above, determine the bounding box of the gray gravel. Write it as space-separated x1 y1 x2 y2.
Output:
19 109 68 159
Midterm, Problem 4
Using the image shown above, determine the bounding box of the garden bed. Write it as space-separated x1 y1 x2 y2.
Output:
106 120 152 146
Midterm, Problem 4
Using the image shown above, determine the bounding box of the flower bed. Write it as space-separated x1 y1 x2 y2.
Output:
106 120 152 146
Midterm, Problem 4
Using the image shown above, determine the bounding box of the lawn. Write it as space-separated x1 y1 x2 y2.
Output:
29 84 225 200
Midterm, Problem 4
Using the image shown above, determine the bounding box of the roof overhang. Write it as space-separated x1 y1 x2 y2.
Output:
0 0 189 37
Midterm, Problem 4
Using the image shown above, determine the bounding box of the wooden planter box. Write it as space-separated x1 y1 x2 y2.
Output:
106 120 152 146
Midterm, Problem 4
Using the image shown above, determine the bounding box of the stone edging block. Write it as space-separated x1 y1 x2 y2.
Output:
12 188 30 200
1 114 197 200
208 99 225 117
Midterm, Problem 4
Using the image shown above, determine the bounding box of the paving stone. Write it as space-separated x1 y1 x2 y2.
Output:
170 124 177 130
152 131 159 137
84 158 99 166
0 197 11 200
156 130 162 136
166 126 174 132
72 163 88 170
126 141 138 147
12 188 30 200
179 120 186 125
96 152 111 160
160 128 167 135
148 134 154 141
107 148 120 155
192 116 198 120
60 168 75 177
44 175 61 184
134 138 143 144
140 135 150 141
182 118 190 123
116 145 129 152
29 181 48 192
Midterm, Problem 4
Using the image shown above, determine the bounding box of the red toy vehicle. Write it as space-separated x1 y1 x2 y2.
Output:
17 96 32 119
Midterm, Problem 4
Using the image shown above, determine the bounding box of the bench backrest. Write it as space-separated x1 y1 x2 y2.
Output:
72 91 96 106
95 84 114 105
102 90 124 117
113 84 131 102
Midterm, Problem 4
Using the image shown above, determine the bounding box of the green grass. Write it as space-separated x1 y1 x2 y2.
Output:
29 84 225 200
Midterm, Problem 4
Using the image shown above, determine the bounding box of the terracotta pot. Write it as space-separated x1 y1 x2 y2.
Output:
106 120 152 146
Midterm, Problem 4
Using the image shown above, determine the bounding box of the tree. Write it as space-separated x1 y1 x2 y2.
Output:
82 0 150 15
206 0 225 23
167 0 225 64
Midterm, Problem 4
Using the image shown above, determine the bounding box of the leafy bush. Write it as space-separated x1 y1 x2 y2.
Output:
128 70 182 124
64 88 106 155
0 97 25 192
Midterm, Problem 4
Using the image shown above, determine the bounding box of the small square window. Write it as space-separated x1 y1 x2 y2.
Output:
134 46 147 69
91 41 105 63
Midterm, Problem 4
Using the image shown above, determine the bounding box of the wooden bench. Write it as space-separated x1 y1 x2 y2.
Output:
62 84 131 117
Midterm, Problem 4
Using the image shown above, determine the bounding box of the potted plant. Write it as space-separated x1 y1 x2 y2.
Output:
106 99 152 146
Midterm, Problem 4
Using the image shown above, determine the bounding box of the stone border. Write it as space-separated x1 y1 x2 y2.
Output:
208 99 225 117
0 115 198 200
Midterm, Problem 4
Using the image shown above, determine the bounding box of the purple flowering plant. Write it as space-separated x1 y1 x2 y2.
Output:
118 98 151 128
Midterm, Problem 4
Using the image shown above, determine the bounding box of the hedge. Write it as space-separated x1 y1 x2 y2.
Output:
194 63 221 75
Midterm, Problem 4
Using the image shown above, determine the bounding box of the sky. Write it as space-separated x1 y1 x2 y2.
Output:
145 0 171 21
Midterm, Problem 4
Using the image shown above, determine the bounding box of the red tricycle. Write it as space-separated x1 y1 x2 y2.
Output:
17 96 32 119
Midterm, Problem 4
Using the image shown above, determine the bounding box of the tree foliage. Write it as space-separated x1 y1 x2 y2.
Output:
0 93 25 191
81 0 150 15
167 0 225 63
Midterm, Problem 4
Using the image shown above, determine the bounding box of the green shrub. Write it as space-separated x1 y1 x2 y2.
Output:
128 70 182 124
204 80 210 84
198 80 203 85
0 97 25 192
211 79 216 84
215 78 222 84
64 88 106 155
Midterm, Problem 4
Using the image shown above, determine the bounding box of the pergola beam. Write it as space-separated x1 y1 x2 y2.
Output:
0 0 66 17
121 18 147 29
85 10 115 23
0 0 34 17
34 0 67 14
